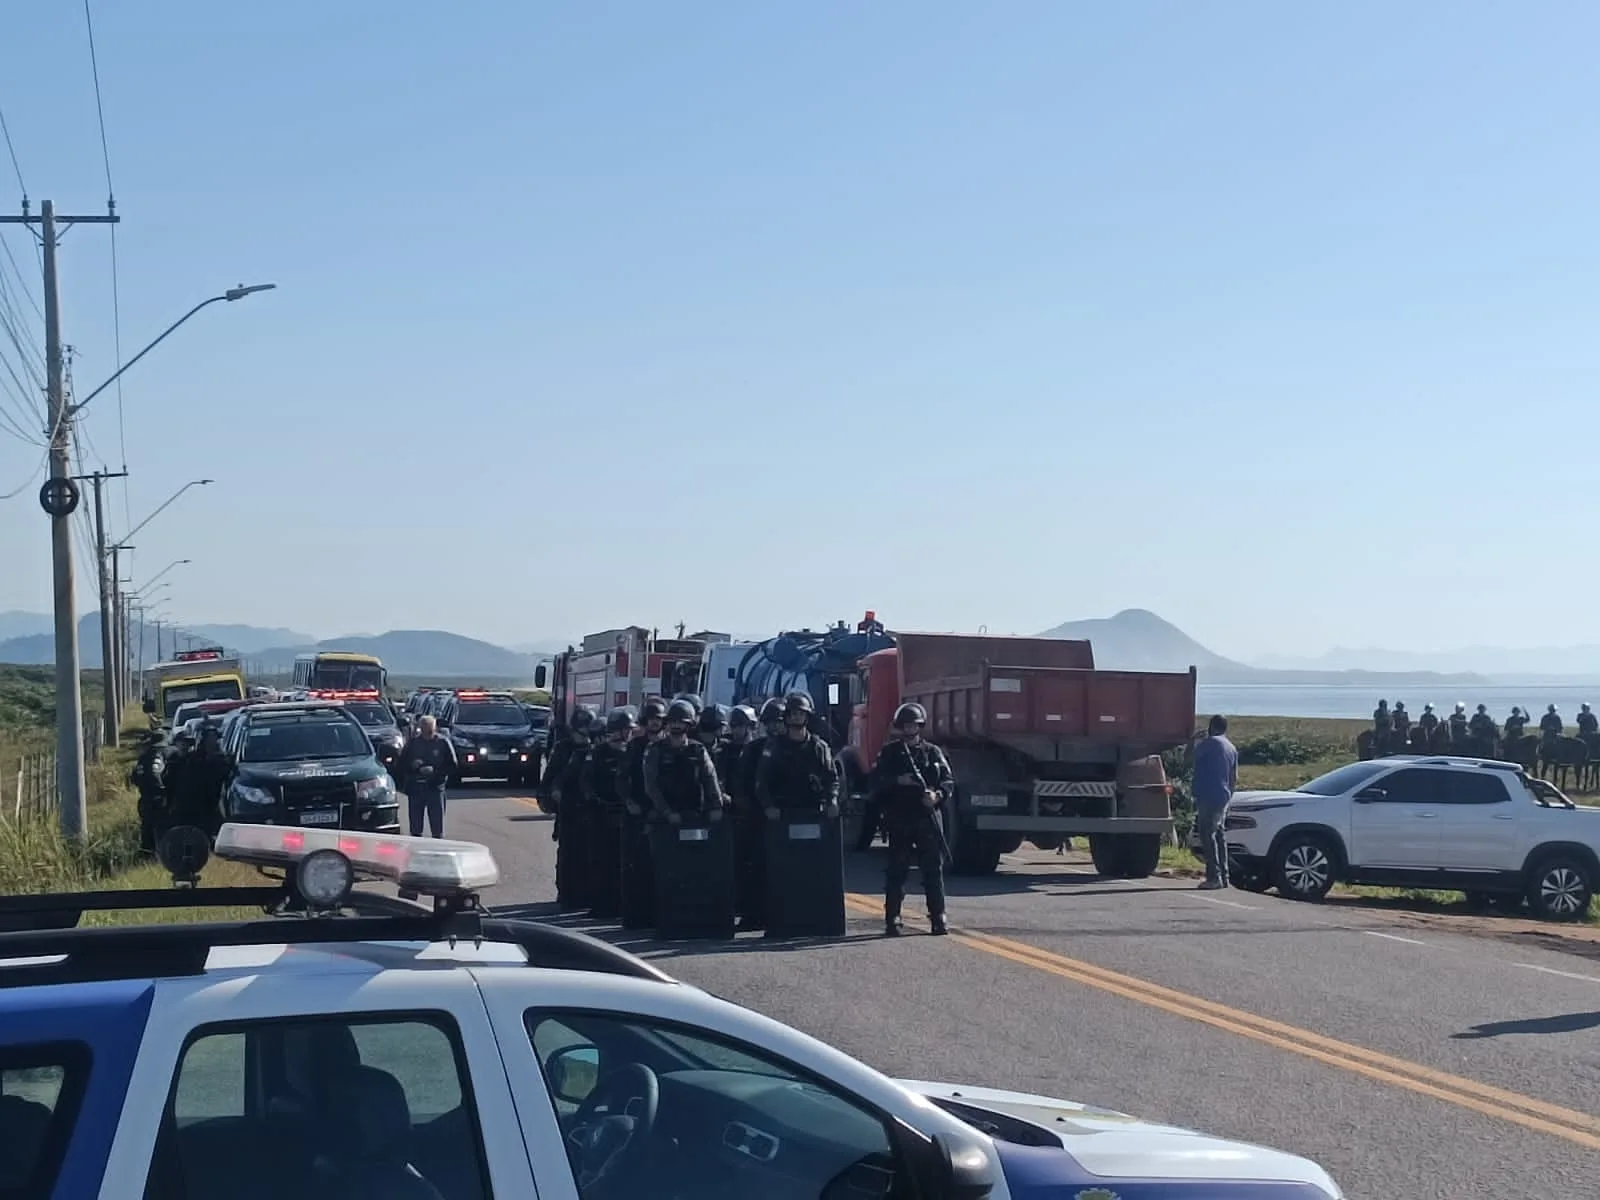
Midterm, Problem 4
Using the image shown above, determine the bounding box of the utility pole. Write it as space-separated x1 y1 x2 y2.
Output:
0 200 121 839
111 546 128 724
76 469 128 748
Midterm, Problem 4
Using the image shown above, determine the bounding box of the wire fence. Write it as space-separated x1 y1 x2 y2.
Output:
2 721 104 819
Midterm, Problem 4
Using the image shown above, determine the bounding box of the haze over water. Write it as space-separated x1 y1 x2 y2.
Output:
1202 684 1600 721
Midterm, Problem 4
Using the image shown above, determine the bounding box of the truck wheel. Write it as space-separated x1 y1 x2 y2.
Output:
1525 854 1594 921
1115 834 1162 879
1088 835 1124 877
951 835 1002 876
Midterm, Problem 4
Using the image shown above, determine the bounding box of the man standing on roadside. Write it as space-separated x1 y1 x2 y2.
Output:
1192 714 1238 891
397 714 456 839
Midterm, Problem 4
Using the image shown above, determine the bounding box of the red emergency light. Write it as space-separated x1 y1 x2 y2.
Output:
456 690 490 700
175 648 224 662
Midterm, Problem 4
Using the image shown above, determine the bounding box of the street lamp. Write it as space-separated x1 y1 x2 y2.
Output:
71 284 277 418
132 558 190 594
116 481 213 548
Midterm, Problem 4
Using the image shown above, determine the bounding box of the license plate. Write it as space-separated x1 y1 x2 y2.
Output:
678 827 710 842
788 823 822 840
969 794 1009 809
485 752 509 762
299 811 338 826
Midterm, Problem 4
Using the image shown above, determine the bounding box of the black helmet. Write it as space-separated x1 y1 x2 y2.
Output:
758 697 785 725
893 702 927 728
729 704 758 730
784 691 814 717
673 693 703 715
665 698 698 727
570 704 599 734
641 697 668 723
606 706 638 734
698 704 728 734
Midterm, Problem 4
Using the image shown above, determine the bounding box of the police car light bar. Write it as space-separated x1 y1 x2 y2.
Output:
307 688 382 700
455 689 490 699
213 824 500 896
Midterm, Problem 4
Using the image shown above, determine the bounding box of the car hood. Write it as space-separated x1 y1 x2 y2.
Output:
451 723 532 738
234 756 384 785
1229 790 1310 807
897 1081 1340 1197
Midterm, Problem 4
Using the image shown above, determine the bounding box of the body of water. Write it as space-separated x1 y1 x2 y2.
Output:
1198 684 1600 722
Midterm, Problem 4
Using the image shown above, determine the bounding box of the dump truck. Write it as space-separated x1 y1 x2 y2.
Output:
842 631 1197 876
141 648 247 727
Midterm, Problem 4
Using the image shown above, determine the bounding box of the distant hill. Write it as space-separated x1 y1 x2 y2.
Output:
1038 609 1486 685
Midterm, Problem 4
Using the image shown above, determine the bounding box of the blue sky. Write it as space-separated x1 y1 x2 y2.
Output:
0 2 1595 659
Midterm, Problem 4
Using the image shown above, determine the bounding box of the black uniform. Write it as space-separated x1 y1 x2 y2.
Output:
1468 708 1496 749
643 737 724 819
551 734 592 910
1418 710 1439 738
871 735 955 933
1505 712 1528 739
582 739 629 917
1540 710 1564 741
172 735 230 836
713 737 749 802
1448 710 1470 746
129 734 170 853
1579 710 1598 738
755 732 839 814
617 733 660 928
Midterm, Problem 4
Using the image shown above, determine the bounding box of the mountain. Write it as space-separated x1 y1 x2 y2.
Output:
1038 609 1486 684
0 611 52 642
1253 645 1600 679
251 630 536 679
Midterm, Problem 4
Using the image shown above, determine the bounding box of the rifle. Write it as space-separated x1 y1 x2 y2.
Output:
898 738 952 866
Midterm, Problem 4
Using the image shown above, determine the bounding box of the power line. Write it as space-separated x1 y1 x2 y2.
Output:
0 101 24 201
82 0 128 527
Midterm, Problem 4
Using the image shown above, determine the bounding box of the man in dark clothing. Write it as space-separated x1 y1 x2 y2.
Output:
396 714 457 838
1505 706 1529 740
1540 705 1564 743
1449 703 1471 748
1391 702 1410 744
1191 714 1238 890
755 692 839 820
870 701 954 937
643 699 724 823
696 704 728 754
169 721 229 838
1579 704 1598 739
1418 703 1440 739
551 705 598 911
617 698 668 929
1372 700 1392 753
732 699 784 931
129 729 170 854
716 706 757 804
582 707 635 918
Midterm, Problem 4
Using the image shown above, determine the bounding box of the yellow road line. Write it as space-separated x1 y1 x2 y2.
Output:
840 892 1600 1150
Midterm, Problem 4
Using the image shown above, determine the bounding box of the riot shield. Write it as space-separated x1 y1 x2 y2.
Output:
652 815 736 939
556 799 590 912
620 812 655 929
588 811 624 919
762 811 846 938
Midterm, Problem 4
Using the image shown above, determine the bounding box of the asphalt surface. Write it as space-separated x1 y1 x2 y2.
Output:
439 782 1600 1200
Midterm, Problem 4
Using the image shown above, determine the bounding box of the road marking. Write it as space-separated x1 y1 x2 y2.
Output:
1364 931 1427 946
1189 894 1258 910
1515 962 1600 985
840 892 1600 1149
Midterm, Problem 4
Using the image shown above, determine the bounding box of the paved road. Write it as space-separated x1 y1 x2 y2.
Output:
437 783 1600 1200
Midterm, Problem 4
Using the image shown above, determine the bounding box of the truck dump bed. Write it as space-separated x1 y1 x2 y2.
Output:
896 632 1196 757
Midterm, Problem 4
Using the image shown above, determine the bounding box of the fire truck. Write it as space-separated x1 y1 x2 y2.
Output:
547 627 716 729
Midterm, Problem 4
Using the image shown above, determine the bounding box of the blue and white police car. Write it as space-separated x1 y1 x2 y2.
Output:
0 824 1344 1199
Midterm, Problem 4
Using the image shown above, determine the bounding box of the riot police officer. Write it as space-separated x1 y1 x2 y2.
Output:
129 728 170 854
582 707 635 918
551 704 598 911
1418 703 1439 739
755 692 839 820
1541 704 1564 742
617 697 668 929
1579 704 1598 738
732 699 784 930
870 702 955 937
1391 702 1410 743
717 706 757 802
644 699 725 822
1505 706 1529 739
174 720 230 836
1448 703 1470 747
696 703 729 753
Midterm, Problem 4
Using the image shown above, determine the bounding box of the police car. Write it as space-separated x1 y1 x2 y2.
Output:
0 827 1344 1199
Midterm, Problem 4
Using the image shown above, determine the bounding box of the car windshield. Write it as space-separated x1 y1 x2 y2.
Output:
240 716 371 762
311 663 386 691
163 679 244 719
1296 760 1392 796
454 702 527 726
343 702 393 727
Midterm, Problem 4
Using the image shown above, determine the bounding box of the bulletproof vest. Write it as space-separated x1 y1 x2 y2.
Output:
883 739 944 813
713 738 747 800
655 740 710 814
558 740 589 801
588 742 626 811
132 744 167 794
765 735 828 809
738 737 768 807
621 737 653 808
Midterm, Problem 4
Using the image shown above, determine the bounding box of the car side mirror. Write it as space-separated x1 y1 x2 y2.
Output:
930 1129 997 1200
1354 787 1386 803
545 1045 600 1103
535 664 548 689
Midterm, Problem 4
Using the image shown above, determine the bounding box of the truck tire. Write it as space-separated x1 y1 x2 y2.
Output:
1089 834 1162 879
1088 834 1124 877
951 835 1003 876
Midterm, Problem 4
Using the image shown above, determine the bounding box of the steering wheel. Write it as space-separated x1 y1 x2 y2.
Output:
568 1062 660 1189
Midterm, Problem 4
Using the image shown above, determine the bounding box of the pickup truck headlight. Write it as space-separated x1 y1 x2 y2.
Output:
356 774 394 801
231 784 275 808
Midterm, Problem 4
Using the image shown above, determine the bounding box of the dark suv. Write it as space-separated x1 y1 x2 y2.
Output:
440 690 539 785
218 701 400 832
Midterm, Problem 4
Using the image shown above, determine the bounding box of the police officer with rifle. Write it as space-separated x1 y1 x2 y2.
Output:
754 691 844 936
129 727 170 854
870 702 954 936
617 697 668 929
548 704 598 911
582 707 635 919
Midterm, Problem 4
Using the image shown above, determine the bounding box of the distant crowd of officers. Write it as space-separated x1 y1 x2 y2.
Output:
539 692 956 936
1370 698 1599 755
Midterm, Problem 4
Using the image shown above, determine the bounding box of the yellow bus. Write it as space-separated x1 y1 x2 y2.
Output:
292 651 387 693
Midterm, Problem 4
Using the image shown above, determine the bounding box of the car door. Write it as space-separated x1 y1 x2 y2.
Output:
476 971 967 1200
1433 769 1522 872
1347 767 1445 867
97 967 538 1199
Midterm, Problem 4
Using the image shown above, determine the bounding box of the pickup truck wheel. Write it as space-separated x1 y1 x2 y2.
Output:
1525 855 1594 921
1271 833 1336 902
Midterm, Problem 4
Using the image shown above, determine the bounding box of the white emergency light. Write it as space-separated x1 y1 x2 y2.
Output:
214 824 500 896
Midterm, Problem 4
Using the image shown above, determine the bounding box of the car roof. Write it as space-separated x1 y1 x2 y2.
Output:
1374 754 1525 772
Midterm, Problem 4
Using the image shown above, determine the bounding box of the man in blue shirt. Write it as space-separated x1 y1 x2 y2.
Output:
1191 714 1238 890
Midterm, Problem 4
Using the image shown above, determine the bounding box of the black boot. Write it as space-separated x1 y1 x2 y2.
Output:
884 914 902 937
929 913 948 936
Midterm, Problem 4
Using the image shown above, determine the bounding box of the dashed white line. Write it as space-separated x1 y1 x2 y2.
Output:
1364 931 1426 946
1189 894 1258 910
1514 962 1600 984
